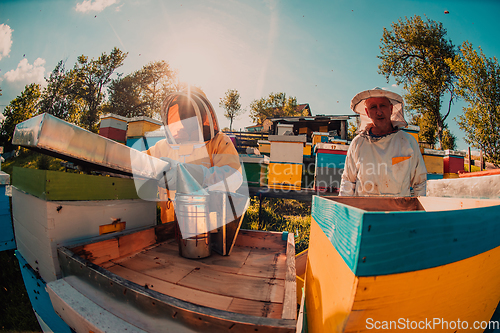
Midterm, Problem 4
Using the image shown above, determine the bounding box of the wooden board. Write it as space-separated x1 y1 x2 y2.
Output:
423 153 444 174
312 195 500 276
329 196 424 212
268 163 302 189
65 227 293 322
305 219 358 333
12 187 156 282
270 142 304 164
106 264 235 310
344 244 500 333
127 119 161 137
177 263 285 303
13 167 157 201
282 233 296 320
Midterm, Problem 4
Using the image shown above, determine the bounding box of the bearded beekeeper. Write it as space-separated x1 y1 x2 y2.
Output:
145 88 243 224
339 88 427 196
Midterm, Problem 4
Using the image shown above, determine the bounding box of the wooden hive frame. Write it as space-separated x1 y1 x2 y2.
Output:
52 223 297 332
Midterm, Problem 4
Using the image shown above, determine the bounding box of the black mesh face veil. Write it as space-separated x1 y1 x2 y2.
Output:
160 90 220 145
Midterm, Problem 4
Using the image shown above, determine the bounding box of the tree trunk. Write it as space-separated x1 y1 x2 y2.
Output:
435 111 444 149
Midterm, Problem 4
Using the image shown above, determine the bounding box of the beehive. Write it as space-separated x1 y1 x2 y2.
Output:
257 140 271 156
240 154 269 187
443 149 466 174
126 116 162 138
303 143 312 158
268 135 306 190
314 143 349 192
422 148 445 175
98 114 128 144
402 125 420 142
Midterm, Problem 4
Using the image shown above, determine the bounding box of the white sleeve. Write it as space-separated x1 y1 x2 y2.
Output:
202 165 243 193
339 139 359 196
410 141 427 197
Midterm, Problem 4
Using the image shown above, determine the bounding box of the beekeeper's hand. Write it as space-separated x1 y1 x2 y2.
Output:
156 157 179 190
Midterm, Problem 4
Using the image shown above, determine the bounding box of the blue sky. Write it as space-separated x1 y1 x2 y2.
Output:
1 0 499 150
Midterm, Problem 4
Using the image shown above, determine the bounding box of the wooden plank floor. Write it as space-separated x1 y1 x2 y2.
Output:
103 239 287 319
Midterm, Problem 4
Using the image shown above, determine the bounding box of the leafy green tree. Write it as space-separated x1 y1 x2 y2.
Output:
39 60 82 122
410 112 437 146
440 128 456 150
347 117 360 140
378 15 457 148
105 60 176 118
0 83 41 149
103 74 145 117
219 89 244 131
135 60 177 117
71 47 127 131
249 92 299 125
447 41 500 166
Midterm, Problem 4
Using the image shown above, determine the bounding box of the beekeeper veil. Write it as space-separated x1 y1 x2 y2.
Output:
350 87 407 133
160 88 220 145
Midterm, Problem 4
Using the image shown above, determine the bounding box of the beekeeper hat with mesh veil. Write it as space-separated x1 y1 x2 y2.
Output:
350 87 407 133
160 87 220 145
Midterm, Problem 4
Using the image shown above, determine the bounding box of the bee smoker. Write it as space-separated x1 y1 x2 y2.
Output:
173 164 211 259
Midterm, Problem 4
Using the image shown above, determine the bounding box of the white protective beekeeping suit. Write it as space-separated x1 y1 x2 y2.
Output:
339 88 427 197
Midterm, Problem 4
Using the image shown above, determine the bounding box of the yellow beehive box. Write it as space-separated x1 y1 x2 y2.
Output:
267 162 302 190
303 143 312 157
127 116 162 138
312 132 329 146
403 125 420 142
299 127 312 135
443 173 460 179
258 140 271 155
423 149 445 174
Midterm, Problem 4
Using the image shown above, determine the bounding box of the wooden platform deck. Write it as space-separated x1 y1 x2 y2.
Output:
98 235 288 319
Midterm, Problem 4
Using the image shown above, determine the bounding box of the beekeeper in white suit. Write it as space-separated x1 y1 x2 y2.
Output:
146 87 243 224
339 88 427 196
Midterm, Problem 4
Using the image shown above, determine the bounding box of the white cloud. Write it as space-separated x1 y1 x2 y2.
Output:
3 58 46 85
75 0 118 13
0 24 13 61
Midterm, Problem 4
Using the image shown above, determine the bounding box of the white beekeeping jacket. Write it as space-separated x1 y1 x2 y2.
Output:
339 130 427 197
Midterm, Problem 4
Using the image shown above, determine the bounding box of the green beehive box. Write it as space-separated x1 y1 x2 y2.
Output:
240 154 269 187
13 167 157 201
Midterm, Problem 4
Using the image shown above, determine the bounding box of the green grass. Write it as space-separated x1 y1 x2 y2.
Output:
464 164 481 173
242 197 311 253
2 149 66 177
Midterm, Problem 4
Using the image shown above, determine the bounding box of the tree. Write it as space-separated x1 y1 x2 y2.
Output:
410 112 437 146
219 89 244 131
249 92 300 125
378 15 457 148
135 60 177 117
103 74 145 117
0 83 41 150
39 60 82 122
347 117 360 140
441 128 456 150
447 41 500 166
104 60 177 118
71 47 128 132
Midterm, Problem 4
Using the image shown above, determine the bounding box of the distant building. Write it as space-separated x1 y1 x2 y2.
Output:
265 114 356 141
295 103 312 117
244 124 264 133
